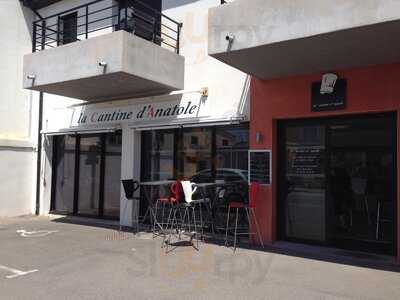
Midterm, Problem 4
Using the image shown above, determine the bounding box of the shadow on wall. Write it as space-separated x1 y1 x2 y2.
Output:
20 1 36 41
163 0 201 10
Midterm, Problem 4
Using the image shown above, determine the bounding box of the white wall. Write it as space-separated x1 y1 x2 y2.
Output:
0 1 37 216
164 0 249 120
39 0 249 222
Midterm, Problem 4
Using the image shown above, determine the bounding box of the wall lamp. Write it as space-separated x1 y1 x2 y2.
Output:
225 34 235 43
98 61 107 67
256 132 263 144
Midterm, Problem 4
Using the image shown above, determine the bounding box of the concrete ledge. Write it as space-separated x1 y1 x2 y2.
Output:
209 0 400 79
23 31 184 101
0 139 35 151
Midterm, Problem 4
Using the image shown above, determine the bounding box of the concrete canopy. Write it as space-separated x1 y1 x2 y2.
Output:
208 0 400 79
23 31 185 101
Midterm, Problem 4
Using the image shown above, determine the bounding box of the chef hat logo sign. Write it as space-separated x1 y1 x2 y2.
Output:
320 73 338 95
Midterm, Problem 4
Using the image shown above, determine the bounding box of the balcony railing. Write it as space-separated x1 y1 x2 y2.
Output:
32 0 182 54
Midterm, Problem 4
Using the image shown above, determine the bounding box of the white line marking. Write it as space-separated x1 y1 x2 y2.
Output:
0 265 38 279
16 229 58 238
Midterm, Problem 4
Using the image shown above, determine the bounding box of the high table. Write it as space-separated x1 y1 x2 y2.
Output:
139 180 175 234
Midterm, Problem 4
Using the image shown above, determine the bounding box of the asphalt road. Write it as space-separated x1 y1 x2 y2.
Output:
0 215 400 300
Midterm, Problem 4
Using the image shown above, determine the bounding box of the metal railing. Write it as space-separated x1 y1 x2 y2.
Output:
32 0 182 54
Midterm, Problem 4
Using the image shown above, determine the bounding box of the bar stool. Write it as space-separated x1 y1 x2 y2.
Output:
154 182 182 233
225 183 264 251
165 181 206 251
153 181 183 238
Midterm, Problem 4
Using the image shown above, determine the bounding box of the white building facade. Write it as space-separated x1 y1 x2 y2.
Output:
11 0 249 226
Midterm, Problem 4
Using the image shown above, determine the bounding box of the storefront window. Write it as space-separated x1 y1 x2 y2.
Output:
104 131 122 217
215 125 249 182
179 128 212 180
141 130 175 181
141 124 249 183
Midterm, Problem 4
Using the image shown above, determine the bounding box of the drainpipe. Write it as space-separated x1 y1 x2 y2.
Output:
23 1 44 215
35 93 43 215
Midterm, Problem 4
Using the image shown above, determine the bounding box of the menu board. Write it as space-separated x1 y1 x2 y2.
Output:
288 147 323 175
248 150 271 185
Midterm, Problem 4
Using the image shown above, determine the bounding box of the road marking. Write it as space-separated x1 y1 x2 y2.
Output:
16 229 58 238
0 264 38 279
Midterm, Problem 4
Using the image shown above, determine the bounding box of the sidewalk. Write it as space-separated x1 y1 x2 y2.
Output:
0 215 399 300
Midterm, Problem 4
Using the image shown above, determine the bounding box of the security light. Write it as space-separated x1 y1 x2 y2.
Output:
225 35 235 43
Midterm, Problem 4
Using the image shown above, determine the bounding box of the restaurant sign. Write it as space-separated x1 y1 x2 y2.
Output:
70 98 201 127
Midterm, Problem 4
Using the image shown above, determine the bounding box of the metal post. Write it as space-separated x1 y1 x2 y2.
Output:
57 16 60 46
85 5 89 39
41 20 46 50
176 23 182 54
32 23 37 52
117 0 121 30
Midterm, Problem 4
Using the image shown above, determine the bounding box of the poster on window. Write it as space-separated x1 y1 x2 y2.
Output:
248 150 271 185
288 147 324 175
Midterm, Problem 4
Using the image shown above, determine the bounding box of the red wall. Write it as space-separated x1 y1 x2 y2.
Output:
250 63 400 261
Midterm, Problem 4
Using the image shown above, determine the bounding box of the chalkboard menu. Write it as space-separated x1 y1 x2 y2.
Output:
248 150 271 185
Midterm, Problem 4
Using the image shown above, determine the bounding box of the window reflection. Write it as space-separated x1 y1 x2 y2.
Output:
179 128 212 180
54 135 76 213
141 130 175 181
140 124 250 184
104 131 122 218
78 136 102 216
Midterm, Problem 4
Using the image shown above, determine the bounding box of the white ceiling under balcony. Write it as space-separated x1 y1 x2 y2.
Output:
208 0 400 79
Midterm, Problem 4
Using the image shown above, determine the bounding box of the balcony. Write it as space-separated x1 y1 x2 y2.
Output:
208 0 400 79
23 0 184 101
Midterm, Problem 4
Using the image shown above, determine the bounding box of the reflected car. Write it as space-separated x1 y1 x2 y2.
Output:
190 168 248 183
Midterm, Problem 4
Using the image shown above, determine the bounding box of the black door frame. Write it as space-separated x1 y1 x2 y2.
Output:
277 112 397 255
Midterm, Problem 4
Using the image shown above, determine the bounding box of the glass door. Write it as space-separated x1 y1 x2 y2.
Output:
283 124 326 242
78 135 102 216
326 116 396 254
279 114 396 255
53 135 76 213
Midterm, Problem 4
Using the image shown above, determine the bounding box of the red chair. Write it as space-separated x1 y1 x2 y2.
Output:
154 181 183 234
225 183 264 251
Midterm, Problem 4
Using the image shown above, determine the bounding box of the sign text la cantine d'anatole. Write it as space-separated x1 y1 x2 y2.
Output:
72 100 200 127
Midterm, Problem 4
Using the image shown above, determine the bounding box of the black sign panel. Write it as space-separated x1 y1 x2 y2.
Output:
249 150 271 185
311 79 347 112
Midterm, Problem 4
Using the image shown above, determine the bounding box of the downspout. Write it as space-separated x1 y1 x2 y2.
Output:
36 93 43 215
23 2 44 215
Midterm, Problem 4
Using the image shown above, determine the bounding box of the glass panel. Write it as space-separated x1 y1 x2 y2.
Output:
215 125 249 183
285 125 326 242
141 130 175 181
78 135 101 216
103 131 122 218
180 128 212 182
328 116 395 253
54 135 76 213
